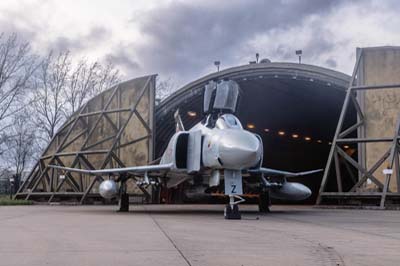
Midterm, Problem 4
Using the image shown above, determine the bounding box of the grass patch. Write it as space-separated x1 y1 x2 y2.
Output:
0 196 33 206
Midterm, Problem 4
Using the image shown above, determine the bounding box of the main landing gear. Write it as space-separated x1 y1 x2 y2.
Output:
224 194 245 220
258 190 271 213
118 181 129 212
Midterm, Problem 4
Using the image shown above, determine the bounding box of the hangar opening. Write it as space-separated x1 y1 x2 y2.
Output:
155 62 356 203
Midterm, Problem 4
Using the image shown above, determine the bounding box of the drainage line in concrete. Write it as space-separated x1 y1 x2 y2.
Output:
148 212 192 266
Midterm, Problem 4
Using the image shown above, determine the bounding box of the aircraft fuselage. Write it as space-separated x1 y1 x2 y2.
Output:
191 114 263 171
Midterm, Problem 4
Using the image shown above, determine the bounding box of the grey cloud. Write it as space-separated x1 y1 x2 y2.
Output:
52 36 85 52
0 0 378 86
272 26 337 68
325 58 337 68
0 12 39 42
131 0 359 84
87 26 109 41
50 26 111 53
275 44 293 60
300 27 336 65
105 48 140 75
304 20 335 54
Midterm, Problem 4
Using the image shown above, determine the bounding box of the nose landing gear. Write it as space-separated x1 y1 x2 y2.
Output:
224 194 245 219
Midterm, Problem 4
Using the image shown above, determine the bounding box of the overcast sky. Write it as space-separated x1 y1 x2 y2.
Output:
1 0 400 87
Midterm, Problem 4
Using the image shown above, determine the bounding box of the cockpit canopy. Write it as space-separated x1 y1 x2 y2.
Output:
215 114 243 129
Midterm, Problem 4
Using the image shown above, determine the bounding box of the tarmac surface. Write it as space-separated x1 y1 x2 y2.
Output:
0 204 399 266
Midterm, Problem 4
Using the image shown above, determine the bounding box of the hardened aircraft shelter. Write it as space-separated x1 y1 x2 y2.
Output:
16 60 353 204
156 62 352 203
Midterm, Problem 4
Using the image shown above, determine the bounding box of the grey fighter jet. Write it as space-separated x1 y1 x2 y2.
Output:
50 80 322 219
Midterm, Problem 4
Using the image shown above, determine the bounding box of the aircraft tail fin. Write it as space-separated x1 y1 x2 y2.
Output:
174 109 185 132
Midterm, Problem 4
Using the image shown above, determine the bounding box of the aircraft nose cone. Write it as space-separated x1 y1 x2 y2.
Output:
219 130 262 169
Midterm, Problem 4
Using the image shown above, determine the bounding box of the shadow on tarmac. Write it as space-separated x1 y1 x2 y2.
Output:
60 204 318 217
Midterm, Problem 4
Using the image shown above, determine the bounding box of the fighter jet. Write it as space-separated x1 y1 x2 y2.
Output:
51 80 322 219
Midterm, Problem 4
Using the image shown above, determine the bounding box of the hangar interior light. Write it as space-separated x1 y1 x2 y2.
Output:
247 123 255 129
248 126 334 145
187 111 197 117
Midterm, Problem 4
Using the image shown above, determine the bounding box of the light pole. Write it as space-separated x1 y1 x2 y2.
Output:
295 50 302 64
214 61 220 72
256 53 259 63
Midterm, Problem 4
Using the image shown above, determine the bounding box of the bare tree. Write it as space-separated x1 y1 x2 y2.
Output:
0 34 121 175
156 77 177 101
64 59 98 115
32 50 121 141
0 33 36 146
1 111 38 178
63 59 120 116
92 60 120 96
32 51 70 141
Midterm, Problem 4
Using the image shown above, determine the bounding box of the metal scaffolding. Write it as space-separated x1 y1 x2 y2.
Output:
317 49 400 208
15 75 156 203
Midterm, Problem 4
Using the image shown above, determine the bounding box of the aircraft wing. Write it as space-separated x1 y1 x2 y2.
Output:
49 163 173 176
248 167 323 177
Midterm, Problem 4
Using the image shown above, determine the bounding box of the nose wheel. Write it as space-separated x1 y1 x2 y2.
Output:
224 194 245 219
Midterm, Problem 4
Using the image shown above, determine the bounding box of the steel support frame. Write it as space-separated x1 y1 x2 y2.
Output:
15 76 156 203
317 49 400 207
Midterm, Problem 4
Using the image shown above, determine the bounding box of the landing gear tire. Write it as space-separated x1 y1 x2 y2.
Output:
258 191 270 213
118 193 129 212
224 204 241 220
118 180 129 212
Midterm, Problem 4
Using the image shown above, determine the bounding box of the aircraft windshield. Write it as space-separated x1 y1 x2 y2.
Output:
215 114 243 129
